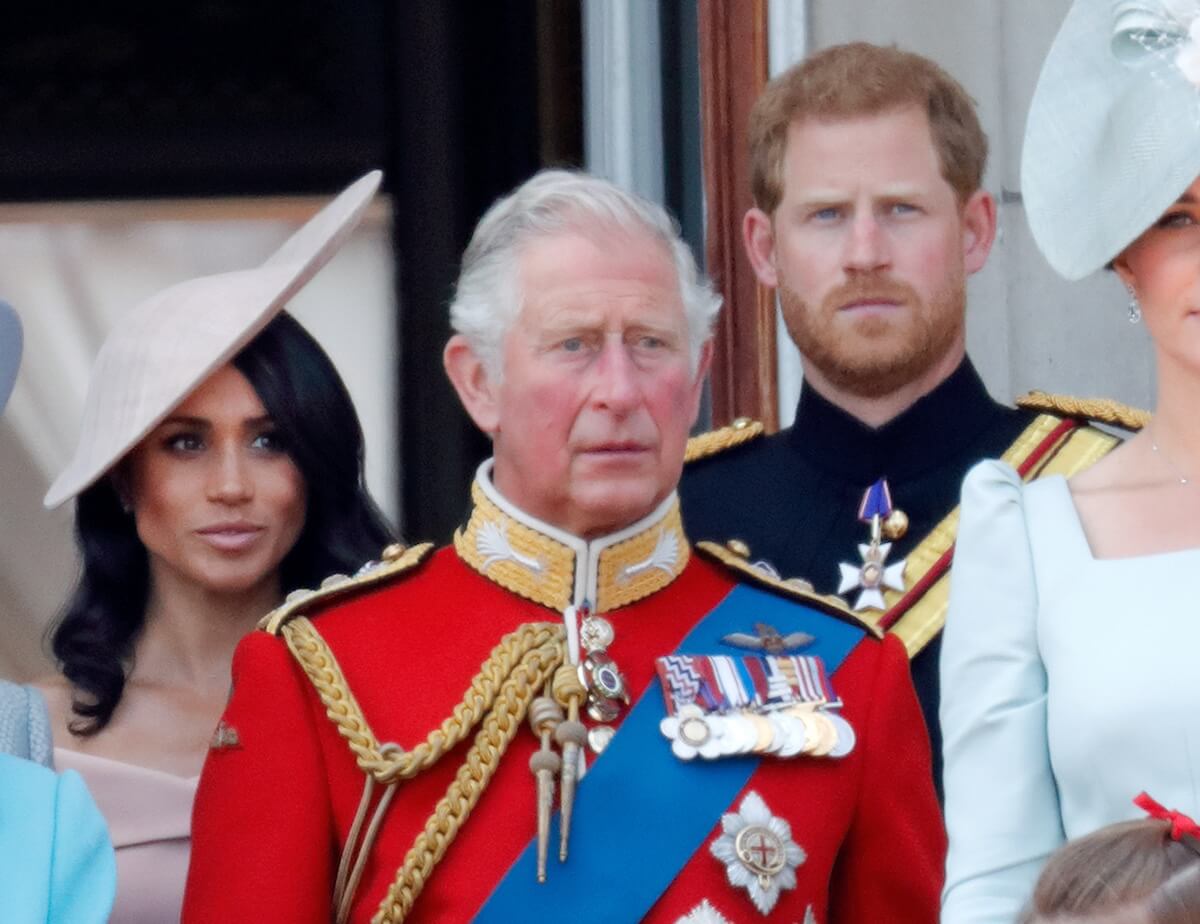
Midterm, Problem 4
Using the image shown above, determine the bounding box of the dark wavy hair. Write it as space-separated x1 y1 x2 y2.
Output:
50 312 396 735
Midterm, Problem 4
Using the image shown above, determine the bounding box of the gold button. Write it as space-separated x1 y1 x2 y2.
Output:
381 543 407 562
882 509 909 541
726 539 751 558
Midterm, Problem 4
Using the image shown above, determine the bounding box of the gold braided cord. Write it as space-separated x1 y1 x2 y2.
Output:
684 417 764 463
283 617 565 784
371 634 567 923
1016 391 1150 431
283 616 385 774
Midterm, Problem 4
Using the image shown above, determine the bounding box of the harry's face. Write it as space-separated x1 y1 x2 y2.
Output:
446 229 710 538
743 106 995 398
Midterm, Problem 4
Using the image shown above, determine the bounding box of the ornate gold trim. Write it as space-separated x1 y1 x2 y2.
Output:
684 417 764 463
260 543 436 635
454 481 690 614
454 481 575 612
1017 391 1149 431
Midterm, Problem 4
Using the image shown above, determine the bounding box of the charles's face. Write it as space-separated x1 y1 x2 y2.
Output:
1115 176 1200 371
125 364 307 598
450 229 710 538
744 106 993 398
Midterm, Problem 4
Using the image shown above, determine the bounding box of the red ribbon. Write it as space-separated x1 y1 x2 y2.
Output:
1134 791 1200 842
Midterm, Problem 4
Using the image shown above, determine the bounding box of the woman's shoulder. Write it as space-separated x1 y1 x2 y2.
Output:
957 460 1083 567
963 459 1071 514
963 458 1022 493
961 459 1033 520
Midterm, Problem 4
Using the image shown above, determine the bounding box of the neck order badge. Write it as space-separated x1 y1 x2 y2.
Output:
838 479 908 611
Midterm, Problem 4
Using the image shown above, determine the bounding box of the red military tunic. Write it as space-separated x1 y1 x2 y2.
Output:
184 478 943 924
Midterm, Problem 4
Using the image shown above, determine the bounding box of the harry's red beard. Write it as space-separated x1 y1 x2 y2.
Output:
778 273 965 399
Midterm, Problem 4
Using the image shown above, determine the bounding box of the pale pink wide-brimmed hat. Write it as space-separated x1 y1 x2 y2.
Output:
44 170 382 509
0 301 21 414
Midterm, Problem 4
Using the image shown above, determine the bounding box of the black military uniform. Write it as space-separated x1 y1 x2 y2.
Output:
681 360 1086 793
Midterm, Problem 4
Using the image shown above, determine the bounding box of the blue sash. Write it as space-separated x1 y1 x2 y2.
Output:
475 584 866 923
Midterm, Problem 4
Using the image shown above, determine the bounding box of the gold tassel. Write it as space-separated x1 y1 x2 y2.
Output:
552 664 588 863
527 696 563 882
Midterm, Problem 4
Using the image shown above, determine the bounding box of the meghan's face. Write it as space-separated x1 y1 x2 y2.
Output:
124 364 307 598
1115 176 1200 371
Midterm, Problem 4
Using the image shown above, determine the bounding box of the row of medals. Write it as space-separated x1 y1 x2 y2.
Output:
576 609 857 760
675 700 855 760
578 609 628 754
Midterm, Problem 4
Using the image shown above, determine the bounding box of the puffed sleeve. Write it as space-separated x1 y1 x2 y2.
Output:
49 769 116 924
183 630 335 923
939 460 1064 924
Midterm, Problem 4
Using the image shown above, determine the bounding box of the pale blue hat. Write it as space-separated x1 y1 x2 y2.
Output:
1023 0 1200 279
0 302 21 413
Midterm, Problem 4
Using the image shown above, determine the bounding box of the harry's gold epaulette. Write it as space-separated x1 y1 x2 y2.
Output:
695 539 884 639
684 417 764 463
1017 391 1149 432
259 542 436 635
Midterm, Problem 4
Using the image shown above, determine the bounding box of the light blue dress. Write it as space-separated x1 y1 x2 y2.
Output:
940 460 1200 924
0 752 116 923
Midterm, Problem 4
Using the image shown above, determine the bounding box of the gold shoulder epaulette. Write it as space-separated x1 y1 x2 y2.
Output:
1016 390 1150 431
695 540 883 638
259 542 436 635
684 417 764 463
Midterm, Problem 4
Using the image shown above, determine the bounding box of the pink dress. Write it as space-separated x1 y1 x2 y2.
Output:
55 748 196 924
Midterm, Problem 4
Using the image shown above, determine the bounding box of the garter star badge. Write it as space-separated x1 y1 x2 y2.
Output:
710 791 805 915
677 899 733 924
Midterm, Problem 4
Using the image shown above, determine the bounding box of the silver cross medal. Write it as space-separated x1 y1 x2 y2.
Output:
838 478 906 611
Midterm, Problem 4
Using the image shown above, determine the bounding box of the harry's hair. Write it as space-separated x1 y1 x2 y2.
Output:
50 312 395 735
749 41 988 213
1020 818 1200 923
448 169 722 379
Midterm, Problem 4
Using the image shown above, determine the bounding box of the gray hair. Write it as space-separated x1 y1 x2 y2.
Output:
449 169 723 378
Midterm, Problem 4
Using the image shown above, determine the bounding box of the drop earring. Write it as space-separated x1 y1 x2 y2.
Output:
1127 288 1142 324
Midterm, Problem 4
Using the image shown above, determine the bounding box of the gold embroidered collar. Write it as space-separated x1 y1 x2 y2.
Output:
454 459 690 618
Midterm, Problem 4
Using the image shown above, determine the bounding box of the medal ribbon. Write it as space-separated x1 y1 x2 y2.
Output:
658 654 836 714
475 583 865 923
857 478 894 522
